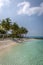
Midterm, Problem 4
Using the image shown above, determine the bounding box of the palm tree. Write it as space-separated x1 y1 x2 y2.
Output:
21 27 28 34
1 19 6 30
1 18 11 38
22 27 28 37
0 24 6 38
1 18 11 33
11 22 20 37
0 24 6 34
16 27 28 38
20 27 28 36
1 18 28 38
11 22 19 30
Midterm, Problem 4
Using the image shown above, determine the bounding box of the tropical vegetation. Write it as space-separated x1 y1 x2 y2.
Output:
0 18 28 38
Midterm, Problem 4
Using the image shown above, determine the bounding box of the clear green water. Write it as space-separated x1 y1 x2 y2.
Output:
0 40 43 65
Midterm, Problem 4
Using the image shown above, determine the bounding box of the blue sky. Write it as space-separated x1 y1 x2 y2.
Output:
0 0 43 36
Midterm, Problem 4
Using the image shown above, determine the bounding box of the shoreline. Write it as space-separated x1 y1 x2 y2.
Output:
0 38 35 55
0 39 18 50
0 38 42 50
0 38 42 56
0 38 33 50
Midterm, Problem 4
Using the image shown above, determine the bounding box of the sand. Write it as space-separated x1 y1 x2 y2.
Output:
0 39 18 50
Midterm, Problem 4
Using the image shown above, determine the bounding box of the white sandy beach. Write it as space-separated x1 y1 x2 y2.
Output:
0 38 35 50
0 39 18 50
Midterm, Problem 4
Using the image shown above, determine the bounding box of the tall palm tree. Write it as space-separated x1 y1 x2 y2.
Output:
11 22 19 30
0 24 6 39
20 27 28 37
21 27 28 34
0 24 6 34
1 18 28 38
1 19 6 30
16 27 28 37
5 18 11 31
11 22 20 37
1 18 11 32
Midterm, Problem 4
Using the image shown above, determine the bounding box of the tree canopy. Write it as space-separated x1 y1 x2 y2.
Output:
0 18 28 38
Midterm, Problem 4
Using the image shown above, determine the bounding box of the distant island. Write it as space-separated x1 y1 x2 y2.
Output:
26 36 43 39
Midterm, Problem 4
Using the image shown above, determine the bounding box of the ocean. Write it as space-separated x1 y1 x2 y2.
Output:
0 39 43 65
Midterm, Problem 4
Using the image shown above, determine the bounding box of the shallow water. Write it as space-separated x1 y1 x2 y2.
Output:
0 40 43 65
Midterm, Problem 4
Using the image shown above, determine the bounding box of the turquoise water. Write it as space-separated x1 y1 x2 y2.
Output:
0 40 43 65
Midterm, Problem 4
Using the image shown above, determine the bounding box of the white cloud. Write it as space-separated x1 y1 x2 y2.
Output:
17 1 43 16
0 0 10 10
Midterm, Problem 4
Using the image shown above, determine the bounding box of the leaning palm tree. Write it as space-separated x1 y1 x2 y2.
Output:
18 27 28 37
11 22 20 37
21 27 28 34
11 22 19 30
16 27 28 38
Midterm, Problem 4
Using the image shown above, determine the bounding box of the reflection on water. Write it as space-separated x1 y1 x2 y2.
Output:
0 40 43 65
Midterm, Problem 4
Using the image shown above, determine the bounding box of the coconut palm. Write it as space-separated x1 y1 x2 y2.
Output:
21 27 28 34
13 27 28 38
1 18 28 38
11 22 19 30
11 22 20 37
17 27 28 37
0 24 6 38
1 18 11 32
0 24 6 34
